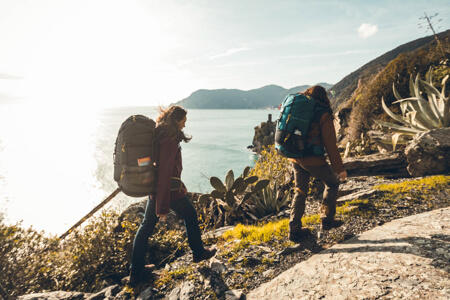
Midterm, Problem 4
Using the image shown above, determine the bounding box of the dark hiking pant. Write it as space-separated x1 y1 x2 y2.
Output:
289 162 340 233
130 195 204 279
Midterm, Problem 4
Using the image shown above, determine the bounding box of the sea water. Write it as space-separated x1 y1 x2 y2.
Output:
0 103 277 234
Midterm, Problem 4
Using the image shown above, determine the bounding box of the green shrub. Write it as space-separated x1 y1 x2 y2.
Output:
0 210 186 296
347 42 450 139
249 146 291 187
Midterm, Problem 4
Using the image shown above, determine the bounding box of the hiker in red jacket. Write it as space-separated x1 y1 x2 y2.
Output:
288 85 347 242
129 106 216 286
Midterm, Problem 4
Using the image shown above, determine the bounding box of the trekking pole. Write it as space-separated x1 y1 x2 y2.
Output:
59 188 122 240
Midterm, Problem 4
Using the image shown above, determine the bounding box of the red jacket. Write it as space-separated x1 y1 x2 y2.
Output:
155 136 187 215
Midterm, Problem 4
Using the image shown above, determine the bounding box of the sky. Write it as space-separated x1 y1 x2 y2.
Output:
0 0 449 108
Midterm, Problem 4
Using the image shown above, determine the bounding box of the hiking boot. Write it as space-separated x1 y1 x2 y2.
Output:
288 228 311 243
128 264 155 287
193 248 217 263
321 218 344 230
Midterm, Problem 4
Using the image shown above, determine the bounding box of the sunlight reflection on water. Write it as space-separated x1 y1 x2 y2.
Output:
0 104 276 235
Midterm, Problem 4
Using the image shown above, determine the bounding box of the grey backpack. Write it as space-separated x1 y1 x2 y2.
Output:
113 115 159 197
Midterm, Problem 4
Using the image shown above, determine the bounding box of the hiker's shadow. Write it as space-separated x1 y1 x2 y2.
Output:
322 234 450 272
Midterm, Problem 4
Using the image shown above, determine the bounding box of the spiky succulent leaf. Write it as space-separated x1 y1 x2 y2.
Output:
211 190 224 199
232 177 247 194
199 194 210 205
391 132 403 151
414 73 421 99
409 75 416 98
217 199 232 211
420 79 441 96
422 86 443 122
442 75 449 98
210 177 226 193
225 191 235 206
244 176 258 185
254 179 270 192
391 97 439 129
425 67 433 84
242 193 253 203
381 97 410 125
392 83 403 101
376 136 411 146
242 166 251 178
374 120 422 134
225 170 234 191
420 80 443 121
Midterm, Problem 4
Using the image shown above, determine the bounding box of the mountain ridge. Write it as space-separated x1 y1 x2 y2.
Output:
174 83 333 109
330 29 450 110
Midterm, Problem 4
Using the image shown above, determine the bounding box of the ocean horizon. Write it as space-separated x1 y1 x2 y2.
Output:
0 103 278 235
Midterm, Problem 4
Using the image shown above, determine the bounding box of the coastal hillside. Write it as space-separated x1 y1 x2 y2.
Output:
331 29 450 140
174 83 333 109
330 29 450 111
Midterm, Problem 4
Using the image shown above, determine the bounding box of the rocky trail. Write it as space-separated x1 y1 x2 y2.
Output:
248 207 450 300
16 174 450 300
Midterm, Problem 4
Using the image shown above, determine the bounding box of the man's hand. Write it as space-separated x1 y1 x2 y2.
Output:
338 170 347 181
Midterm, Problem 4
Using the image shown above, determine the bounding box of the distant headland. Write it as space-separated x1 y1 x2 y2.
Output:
173 83 333 109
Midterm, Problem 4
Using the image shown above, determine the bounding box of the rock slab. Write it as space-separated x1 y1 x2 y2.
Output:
404 128 450 177
248 207 450 300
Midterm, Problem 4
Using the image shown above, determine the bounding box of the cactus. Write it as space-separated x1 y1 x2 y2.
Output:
248 183 291 218
198 167 269 226
376 67 449 150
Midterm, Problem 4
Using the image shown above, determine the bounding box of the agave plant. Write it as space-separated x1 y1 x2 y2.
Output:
198 167 269 226
376 67 449 150
248 183 292 218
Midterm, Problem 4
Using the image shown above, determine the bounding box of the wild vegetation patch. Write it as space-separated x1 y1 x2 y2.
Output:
375 175 450 194
0 211 187 296
346 42 449 139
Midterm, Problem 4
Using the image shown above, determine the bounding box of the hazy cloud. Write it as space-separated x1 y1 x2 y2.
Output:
209 47 250 60
0 73 23 80
281 49 374 59
358 23 378 39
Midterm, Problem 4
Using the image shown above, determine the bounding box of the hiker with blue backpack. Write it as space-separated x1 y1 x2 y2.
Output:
116 106 216 287
275 85 347 242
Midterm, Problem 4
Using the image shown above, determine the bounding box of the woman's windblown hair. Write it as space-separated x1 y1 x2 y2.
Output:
303 85 333 114
156 105 192 143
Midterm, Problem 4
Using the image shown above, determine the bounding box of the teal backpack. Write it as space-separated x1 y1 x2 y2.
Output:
275 94 326 158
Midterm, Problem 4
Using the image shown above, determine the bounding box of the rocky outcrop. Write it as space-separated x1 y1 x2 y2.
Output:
404 128 450 177
343 152 408 177
249 114 276 153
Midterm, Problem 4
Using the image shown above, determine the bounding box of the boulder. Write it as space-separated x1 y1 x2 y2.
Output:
168 281 195 300
17 291 87 300
118 198 186 229
404 128 450 177
85 285 121 300
209 258 227 274
343 152 408 177
224 289 245 300
136 287 153 300
118 200 147 224
179 281 195 300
